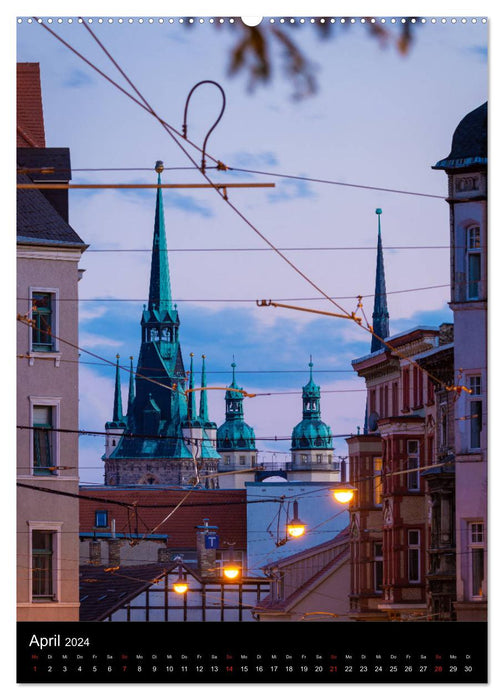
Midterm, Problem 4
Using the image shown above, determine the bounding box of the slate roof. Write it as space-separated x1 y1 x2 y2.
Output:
17 172 86 248
257 527 350 612
79 563 171 621
433 102 488 170
17 147 71 180
79 487 248 548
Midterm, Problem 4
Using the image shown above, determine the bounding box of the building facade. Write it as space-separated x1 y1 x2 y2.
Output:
433 102 488 621
17 63 87 621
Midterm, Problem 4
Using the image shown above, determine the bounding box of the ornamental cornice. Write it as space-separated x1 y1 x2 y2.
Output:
17 245 84 262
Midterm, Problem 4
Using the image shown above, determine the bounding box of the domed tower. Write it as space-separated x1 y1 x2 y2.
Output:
217 361 258 488
290 360 336 480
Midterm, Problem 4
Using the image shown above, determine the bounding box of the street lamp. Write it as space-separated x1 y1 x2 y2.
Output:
286 500 306 539
172 557 189 594
222 543 241 580
331 487 356 504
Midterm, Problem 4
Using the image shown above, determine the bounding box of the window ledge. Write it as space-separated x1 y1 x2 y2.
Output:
26 351 62 367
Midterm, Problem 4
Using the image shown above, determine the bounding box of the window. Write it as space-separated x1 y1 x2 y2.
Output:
407 440 420 491
402 369 410 411
224 456 231 465
408 530 421 583
95 510 108 528
369 389 376 413
469 522 485 598
374 542 383 592
427 378 435 404
239 455 246 466
467 226 482 300
468 225 481 249
469 376 482 396
251 455 256 466
32 531 55 599
392 382 398 415
327 454 332 464
470 401 483 449
301 455 308 464
33 405 54 475
31 291 55 351
373 457 383 506
316 454 322 464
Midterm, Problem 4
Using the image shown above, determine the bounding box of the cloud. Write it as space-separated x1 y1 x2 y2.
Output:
466 45 488 61
62 68 94 88
229 151 279 168
79 332 123 349
117 187 214 218
267 178 316 203
78 305 109 322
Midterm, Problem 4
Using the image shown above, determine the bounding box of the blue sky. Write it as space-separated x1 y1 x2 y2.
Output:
16 14 488 484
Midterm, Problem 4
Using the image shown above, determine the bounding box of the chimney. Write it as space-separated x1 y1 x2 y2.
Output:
89 535 101 566
196 518 219 579
158 537 171 563
107 519 121 567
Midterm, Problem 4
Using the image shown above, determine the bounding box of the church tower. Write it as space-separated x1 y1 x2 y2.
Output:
103 163 220 486
104 355 127 458
290 359 337 481
217 361 258 488
371 208 390 353
365 208 390 433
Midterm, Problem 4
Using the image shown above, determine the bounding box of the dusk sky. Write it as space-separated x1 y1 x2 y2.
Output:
16 13 488 485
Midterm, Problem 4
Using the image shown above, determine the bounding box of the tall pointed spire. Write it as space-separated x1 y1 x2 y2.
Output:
112 354 124 422
148 161 173 315
187 353 197 421
126 355 135 428
371 208 390 353
199 354 209 423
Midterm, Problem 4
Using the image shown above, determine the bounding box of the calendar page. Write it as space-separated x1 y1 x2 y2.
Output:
16 11 488 685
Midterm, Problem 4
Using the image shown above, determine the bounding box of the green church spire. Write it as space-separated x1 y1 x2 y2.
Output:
371 208 390 352
187 353 197 422
199 354 209 423
126 356 135 428
148 162 173 315
112 354 124 422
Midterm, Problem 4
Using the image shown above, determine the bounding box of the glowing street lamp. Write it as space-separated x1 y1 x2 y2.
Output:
173 578 189 594
223 544 241 581
172 557 189 594
286 500 306 539
223 563 241 580
331 487 356 504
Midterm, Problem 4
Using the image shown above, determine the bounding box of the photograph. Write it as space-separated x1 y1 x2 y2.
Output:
15 12 488 683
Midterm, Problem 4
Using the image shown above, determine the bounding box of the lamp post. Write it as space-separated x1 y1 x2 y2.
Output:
172 556 189 594
222 543 241 581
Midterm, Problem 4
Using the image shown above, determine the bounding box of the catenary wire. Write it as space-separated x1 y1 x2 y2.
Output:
50 20 455 392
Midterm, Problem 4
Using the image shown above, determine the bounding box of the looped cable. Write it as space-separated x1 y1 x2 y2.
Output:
182 80 226 174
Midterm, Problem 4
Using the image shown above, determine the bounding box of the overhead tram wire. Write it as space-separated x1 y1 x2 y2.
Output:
71 20 457 393
16 424 356 443
16 282 451 303
19 164 448 202
35 21 462 394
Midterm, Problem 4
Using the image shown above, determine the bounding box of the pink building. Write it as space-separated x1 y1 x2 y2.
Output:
16 63 87 621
